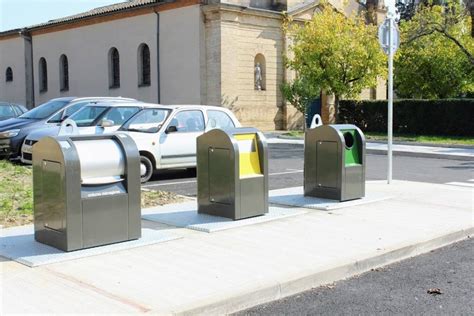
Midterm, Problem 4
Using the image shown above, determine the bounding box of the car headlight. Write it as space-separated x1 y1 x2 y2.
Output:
0 129 20 139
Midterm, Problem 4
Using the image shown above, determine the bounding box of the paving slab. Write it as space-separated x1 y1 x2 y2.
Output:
1 180 472 315
269 186 393 210
0 226 180 267
143 202 307 232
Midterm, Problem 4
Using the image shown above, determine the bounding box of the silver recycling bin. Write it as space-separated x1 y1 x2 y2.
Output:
197 127 269 220
33 133 141 251
304 124 366 201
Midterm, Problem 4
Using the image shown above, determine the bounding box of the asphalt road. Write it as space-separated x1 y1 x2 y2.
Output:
235 237 474 315
142 143 473 196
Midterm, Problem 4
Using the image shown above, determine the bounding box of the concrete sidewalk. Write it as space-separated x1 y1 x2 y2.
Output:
265 136 474 161
1 181 472 315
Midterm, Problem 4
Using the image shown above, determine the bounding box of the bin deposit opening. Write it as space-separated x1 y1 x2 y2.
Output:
343 132 354 149
235 134 261 177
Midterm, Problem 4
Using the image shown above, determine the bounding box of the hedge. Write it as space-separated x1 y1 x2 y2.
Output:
338 99 474 137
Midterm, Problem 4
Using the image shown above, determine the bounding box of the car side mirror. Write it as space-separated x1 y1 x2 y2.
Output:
166 125 178 134
101 119 114 127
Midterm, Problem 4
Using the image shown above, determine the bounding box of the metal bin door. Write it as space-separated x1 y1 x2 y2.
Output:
209 148 232 205
316 141 339 188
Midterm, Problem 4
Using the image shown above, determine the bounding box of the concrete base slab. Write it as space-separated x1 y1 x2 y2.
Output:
269 186 394 210
0 226 180 267
142 202 306 232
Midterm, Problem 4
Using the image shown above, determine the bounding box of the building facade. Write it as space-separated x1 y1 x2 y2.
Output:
0 0 386 130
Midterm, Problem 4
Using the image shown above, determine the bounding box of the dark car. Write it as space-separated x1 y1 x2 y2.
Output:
0 102 28 121
0 96 136 159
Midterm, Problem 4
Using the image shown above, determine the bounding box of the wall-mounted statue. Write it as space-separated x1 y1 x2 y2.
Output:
255 62 263 90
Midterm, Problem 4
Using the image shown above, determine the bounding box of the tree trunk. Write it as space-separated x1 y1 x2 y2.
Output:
334 95 340 124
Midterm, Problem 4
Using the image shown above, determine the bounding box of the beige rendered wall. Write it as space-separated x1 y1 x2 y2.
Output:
218 10 285 130
32 13 158 106
0 37 27 105
159 5 203 105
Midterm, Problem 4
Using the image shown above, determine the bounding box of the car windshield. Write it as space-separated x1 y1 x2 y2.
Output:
69 106 109 126
121 108 171 133
19 100 69 119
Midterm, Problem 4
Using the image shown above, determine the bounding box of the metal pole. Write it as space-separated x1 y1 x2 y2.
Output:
387 18 394 184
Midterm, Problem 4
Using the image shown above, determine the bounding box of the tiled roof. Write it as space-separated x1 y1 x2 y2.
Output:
0 0 161 35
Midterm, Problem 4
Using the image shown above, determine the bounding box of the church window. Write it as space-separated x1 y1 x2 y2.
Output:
108 47 120 88
59 54 69 92
39 58 48 93
138 43 151 86
5 67 13 82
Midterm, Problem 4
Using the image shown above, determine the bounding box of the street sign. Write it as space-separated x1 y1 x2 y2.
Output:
378 18 399 55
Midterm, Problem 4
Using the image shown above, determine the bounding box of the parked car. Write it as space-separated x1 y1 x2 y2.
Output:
0 96 135 159
0 102 28 121
21 102 151 164
119 105 241 183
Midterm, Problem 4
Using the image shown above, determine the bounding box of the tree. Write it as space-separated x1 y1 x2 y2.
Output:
403 1 473 65
395 2 474 98
284 4 386 123
395 31 473 98
280 75 320 129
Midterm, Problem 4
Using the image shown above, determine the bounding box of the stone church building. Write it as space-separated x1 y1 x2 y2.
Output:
0 0 386 130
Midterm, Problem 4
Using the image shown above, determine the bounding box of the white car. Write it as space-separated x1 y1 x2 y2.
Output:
21 102 151 164
119 105 241 183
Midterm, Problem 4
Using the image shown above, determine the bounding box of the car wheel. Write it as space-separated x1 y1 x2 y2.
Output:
140 155 154 183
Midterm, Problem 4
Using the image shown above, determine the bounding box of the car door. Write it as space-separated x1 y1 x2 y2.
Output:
159 109 205 167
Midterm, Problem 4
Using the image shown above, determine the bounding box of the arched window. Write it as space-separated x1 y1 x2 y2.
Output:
254 54 266 91
138 43 151 86
39 57 48 93
59 54 69 92
108 47 120 88
5 67 13 82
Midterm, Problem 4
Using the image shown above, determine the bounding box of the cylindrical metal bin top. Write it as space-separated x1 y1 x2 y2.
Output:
73 139 125 185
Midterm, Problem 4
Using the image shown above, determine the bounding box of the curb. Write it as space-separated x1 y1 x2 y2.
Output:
367 139 474 150
366 148 474 161
266 139 474 161
172 227 473 316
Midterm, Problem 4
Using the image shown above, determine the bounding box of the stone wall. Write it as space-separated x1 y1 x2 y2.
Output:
206 7 286 130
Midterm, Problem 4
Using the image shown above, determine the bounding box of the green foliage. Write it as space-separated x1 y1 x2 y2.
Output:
284 3 386 115
338 99 474 136
395 2 474 98
280 75 320 117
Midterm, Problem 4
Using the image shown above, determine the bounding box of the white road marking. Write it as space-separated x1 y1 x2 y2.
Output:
143 180 197 188
445 182 474 188
269 170 304 176
142 170 304 188
468 179 474 182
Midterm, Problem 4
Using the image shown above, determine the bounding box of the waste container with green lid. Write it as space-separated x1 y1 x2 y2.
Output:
197 127 268 220
304 124 366 201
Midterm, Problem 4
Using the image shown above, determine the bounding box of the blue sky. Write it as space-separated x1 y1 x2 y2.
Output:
0 0 125 32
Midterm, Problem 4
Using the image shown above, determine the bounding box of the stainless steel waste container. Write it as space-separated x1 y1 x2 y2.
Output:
304 124 365 201
33 134 141 251
197 127 268 220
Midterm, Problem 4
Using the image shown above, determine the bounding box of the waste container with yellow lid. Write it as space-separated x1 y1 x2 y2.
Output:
197 127 268 220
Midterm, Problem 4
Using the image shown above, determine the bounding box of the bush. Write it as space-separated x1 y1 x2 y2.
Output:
338 99 474 137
